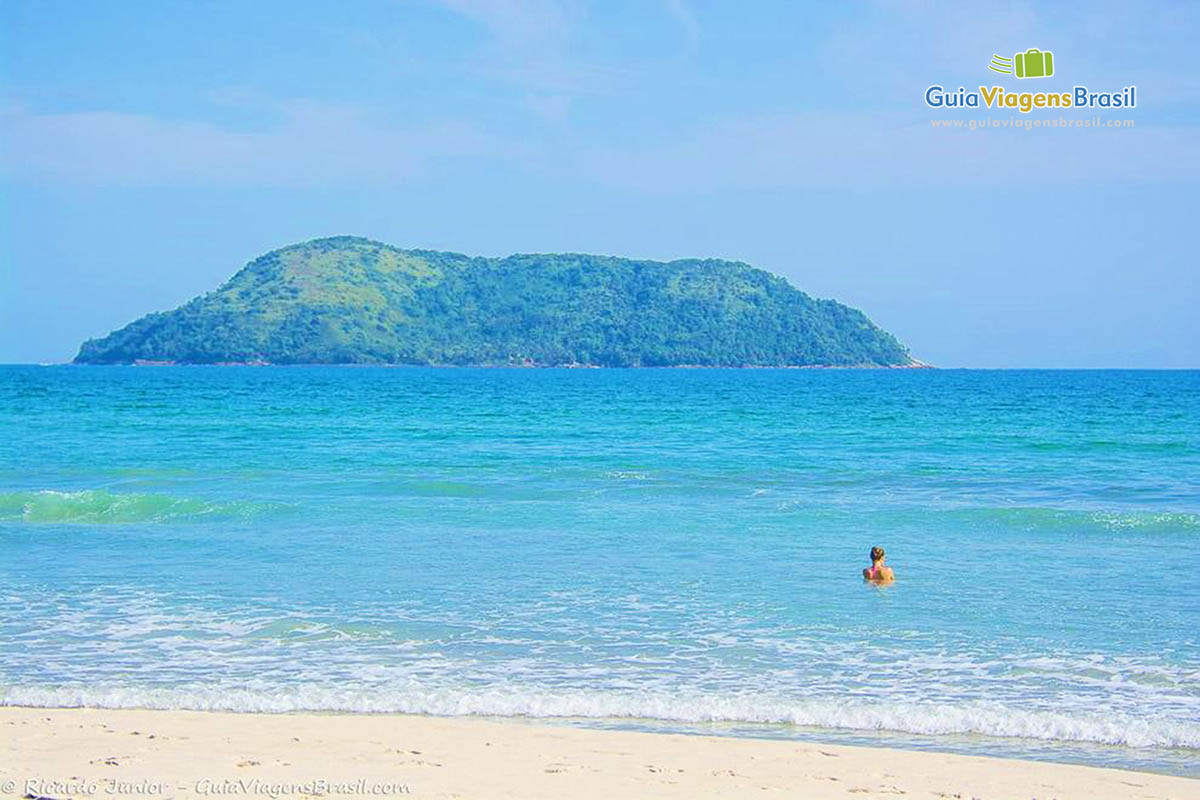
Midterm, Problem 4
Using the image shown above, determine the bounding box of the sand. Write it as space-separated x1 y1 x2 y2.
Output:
2 707 1194 799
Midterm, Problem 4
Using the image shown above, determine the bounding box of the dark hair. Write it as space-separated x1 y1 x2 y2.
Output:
870 546 885 563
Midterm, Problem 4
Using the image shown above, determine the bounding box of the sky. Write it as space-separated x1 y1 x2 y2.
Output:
1 0 1198 367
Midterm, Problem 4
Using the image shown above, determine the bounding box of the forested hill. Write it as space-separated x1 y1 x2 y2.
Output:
74 237 914 367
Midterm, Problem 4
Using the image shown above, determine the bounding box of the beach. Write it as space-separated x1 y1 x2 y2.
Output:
3 368 1198 779
4 706 1197 800
6 0 1198 794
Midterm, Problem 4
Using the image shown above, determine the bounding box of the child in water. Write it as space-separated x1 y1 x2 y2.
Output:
863 546 895 583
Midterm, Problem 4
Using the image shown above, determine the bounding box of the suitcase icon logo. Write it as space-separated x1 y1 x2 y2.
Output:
989 48 1055 79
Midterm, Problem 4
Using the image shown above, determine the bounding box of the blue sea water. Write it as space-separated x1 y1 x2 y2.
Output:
1 366 1198 775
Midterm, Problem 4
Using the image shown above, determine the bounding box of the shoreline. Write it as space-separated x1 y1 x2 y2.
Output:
3 707 1196 799
63 360 935 369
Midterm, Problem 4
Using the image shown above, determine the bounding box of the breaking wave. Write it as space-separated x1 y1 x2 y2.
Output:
0 489 270 524
3 685 1198 750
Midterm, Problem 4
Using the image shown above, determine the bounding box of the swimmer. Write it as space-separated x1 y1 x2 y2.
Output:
863 546 895 583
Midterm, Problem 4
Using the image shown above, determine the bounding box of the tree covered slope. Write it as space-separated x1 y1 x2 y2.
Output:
74 237 913 367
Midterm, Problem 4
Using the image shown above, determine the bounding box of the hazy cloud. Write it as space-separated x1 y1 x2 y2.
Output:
1 102 501 186
436 0 577 49
431 0 608 96
5 100 1194 190
572 111 1200 192
663 0 700 51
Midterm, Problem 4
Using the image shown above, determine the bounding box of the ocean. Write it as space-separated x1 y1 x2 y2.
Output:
2 366 1197 775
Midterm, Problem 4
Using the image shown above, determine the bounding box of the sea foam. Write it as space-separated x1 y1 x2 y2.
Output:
3 685 1197 750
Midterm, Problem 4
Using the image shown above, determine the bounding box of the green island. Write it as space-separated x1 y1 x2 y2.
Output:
74 236 916 367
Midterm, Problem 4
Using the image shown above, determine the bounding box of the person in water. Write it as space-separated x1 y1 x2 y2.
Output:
863 546 895 583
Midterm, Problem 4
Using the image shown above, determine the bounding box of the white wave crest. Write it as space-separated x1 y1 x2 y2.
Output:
4 685 1197 750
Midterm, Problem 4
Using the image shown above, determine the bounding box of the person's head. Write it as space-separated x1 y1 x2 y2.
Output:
870 546 885 564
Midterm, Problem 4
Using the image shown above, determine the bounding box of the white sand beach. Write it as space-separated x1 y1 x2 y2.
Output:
2 707 1195 800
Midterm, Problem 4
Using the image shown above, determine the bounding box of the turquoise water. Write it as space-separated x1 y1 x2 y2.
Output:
2 366 1198 775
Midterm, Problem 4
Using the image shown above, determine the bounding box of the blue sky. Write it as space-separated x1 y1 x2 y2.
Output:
2 0 1197 366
